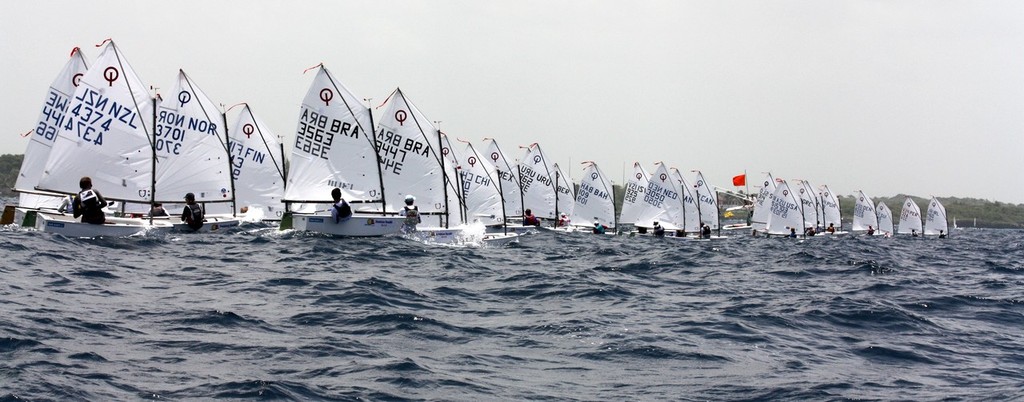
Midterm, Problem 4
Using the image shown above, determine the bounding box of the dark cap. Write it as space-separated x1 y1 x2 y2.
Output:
184 192 195 200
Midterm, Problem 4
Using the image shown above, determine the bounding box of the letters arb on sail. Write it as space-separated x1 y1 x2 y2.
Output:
571 161 615 229
153 70 231 203
38 40 154 202
229 104 285 219
482 138 523 217
376 88 448 215
618 162 650 226
285 66 379 203
16 48 89 208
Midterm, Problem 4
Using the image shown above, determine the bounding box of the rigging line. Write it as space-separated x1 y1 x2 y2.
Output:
109 41 154 146
243 106 286 180
321 68 375 152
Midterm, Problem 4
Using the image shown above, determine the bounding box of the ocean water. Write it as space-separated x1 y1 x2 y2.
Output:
0 225 1022 401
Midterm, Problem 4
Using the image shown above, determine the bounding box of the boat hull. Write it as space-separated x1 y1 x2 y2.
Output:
35 212 170 238
292 213 402 237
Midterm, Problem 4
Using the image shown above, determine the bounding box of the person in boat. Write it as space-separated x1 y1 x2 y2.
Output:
701 223 712 239
788 227 797 238
57 194 74 213
652 221 665 237
866 225 875 236
400 194 421 232
826 223 836 234
805 226 816 236
938 230 946 239
149 202 169 217
593 220 606 234
330 187 352 223
816 221 824 233
523 209 540 226
73 176 107 224
557 213 570 227
181 193 205 231
911 229 918 237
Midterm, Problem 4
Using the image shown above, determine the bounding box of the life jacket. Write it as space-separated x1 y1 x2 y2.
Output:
403 205 420 225
79 189 100 209
333 200 352 222
184 204 204 230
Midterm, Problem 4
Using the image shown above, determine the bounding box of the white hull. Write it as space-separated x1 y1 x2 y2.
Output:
410 225 522 246
35 212 171 238
292 213 402 237
486 224 542 235
162 215 243 232
482 233 521 246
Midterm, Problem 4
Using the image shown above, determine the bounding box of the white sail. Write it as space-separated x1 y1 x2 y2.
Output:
439 133 467 226
284 66 379 204
897 197 922 235
619 162 650 226
153 70 231 203
482 138 523 218
693 170 719 230
15 48 90 209
38 40 154 202
228 104 286 219
377 88 457 224
795 180 818 229
517 143 557 220
630 163 679 229
671 167 700 232
876 201 895 234
924 197 948 236
851 190 878 232
765 180 802 235
456 140 503 226
819 184 842 230
553 163 575 220
750 173 778 231
570 161 615 229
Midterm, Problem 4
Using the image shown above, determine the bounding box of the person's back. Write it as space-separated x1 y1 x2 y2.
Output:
181 193 204 231
150 203 168 217
73 177 106 225
653 222 665 237
330 188 352 223
523 209 540 226
867 226 875 236
593 221 605 234
400 195 421 232
701 224 711 239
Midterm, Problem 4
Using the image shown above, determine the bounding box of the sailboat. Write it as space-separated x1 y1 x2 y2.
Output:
818 184 846 234
450 138 520 245
764 179 803 237
226 103 286 221
282 65 401 236
693 170 726 239
794 180 820 234
924 197 948 237
3 47 89 227
897 197 922 236
482 138 523 220
630 162 682 233
670 167 699 236
617 162 650 233
517 143 560 225
851 190 879 235
749 173 779 235
35 40 172 237
568 161 616 233
149 69 240 231
876 201 895 236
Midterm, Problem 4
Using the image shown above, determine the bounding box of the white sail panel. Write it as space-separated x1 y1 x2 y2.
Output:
897 197 922 235
553 163 575 220
618 162 649 225
15 48 89 208
876 201 894 234
153 70 231 203
38 41 154 202
924 197 948 236
750 173 778 231
440 133 466 226
795 180 818 229
819 184 842 230
632 163 680 229
765 180 802 235
284 66 379 203
693 171 719 230
851 190 878 232
517 143 557 219
671 168 699 232
376 88 448 216
570 161 615 229
457 141 503 225
229 104 285 219
482 138 522 218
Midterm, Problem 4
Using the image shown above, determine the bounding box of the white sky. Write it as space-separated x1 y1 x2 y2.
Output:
3 0 1023 203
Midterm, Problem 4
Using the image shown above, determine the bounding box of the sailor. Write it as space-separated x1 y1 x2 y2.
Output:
652 221 665 237
826 223 836 234
181 193 204 231
911 229 918 237
866 225 875 236
400 195 421 232
592 220 606 234
701 223 712 239
72 176 106 225
150 202 169 217
330 187 352 223
523 209 540 226
789 227 797 238
557 213 569 227
938 230 946 239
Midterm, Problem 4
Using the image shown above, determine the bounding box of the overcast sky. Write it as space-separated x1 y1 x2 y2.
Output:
3 0 1022 203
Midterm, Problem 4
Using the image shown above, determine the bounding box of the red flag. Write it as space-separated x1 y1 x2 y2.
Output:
732 174 746 186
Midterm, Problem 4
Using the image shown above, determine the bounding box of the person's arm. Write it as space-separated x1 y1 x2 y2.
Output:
72 197 82 218
181 206 190 221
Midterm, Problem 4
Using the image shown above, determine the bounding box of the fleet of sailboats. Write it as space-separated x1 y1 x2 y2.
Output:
4 41 959 243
